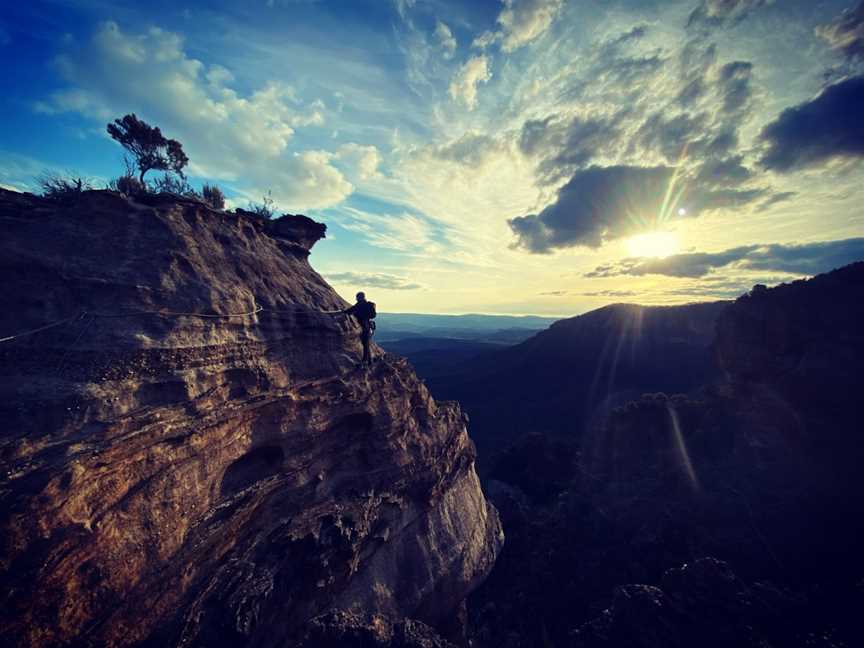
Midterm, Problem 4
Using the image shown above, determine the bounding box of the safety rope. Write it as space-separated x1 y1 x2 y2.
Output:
0 312 87 343
89 304 264 319
0 302 365 345
0 304 263 344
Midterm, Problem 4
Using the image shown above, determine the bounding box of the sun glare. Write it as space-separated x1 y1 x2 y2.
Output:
626 231 680 258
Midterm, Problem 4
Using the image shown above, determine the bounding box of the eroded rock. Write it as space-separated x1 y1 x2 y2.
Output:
0 189 502 647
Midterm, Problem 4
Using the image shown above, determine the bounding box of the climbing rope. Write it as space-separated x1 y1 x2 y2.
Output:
0 312 87 343
0 302 361 345
89 304 264 319
0 303 263 344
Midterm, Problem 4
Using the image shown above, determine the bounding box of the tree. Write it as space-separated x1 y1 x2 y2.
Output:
106 114 189 184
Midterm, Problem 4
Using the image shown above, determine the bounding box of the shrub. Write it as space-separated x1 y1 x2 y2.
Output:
37 172 92 201
106 114 188 184
248 190 276 218
108 174 147 196
151 173 199 198
202 183 226 209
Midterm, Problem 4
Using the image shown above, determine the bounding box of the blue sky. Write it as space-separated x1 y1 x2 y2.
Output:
1 0 863 314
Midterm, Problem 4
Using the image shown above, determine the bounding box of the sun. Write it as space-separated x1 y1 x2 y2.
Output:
626 231 680 258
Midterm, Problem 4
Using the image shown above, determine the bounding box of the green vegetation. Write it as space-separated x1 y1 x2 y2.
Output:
106 113 188 184
36 114 230 211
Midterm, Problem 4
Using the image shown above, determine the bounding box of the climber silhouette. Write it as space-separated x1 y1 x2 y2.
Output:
335 291 377 366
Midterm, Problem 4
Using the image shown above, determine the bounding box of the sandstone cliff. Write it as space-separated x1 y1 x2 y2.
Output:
0 188 502 647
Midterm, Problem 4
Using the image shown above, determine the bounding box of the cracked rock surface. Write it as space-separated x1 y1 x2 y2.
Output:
0 189 502 647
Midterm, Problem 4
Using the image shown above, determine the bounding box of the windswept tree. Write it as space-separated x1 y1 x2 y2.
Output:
106 114 189 184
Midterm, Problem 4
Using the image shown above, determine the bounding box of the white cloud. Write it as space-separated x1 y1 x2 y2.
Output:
449 55 492 110
325 271 423 290
435 20 457 59
337 143 383 180
331 206 442 255
390 131 544 268
38 21 351 210
474 0 565 52
0 152 58 193
393 0 417 20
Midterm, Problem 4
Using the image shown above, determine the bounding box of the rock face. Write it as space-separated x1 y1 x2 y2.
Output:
0 189 502 647
469 263 864 647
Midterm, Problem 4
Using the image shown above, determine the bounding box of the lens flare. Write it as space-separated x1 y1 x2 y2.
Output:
668 404 700 491
622 145 690 252
626 231 680 258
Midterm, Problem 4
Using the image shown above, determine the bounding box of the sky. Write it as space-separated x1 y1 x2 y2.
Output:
1 0 863 315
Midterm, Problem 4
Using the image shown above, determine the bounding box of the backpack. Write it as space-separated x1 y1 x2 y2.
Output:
366 301 377 320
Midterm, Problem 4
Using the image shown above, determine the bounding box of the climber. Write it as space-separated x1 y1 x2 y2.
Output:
330 292 377 366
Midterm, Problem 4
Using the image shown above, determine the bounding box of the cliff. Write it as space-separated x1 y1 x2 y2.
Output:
469 263 864 647
0 188 502 647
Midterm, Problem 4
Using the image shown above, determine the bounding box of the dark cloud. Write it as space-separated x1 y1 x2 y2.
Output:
560 28 667 105
431 132 505 166
586 246 759 278
585 238 864 278
508 164 770 253
599 53 667 87
757 190 796 211
677 77 707 106
326 272 423 290
745 238 864 274
759 75 864 171
676 41 717 108
718 61 753 113
637 40 754 165
686 0 770 31
636 112 707 162
508 165 674 252
694 155 753 187
609 25 649 46
540 290 569 296
687 186 767 211
663 275 784 298
816 1 864 61
520 113 623 183
582 289 638 297
704 128 739 156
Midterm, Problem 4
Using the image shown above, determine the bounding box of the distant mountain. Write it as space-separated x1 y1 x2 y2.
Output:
374 312 558 343
469 261 864 648
423 300 729 466
378 337 505 380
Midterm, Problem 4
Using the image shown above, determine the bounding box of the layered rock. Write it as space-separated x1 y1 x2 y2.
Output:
0 188 502 647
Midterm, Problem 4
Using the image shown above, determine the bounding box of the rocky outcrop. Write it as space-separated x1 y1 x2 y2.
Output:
571 558 836 648
298 610 458 648
0 188 502 647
